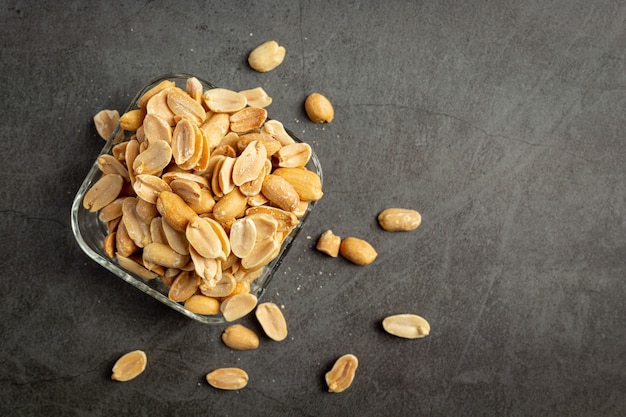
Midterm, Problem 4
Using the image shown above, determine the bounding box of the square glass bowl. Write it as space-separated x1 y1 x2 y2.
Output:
71 73 322 324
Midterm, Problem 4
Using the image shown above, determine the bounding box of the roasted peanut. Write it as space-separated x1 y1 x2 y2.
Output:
255 302 288 341
304 93 334 123
206 367 249 390
378 208 422 232
93 109 120 140
111 350 147 382
316 230 341 257
220 293 258 322
325 354 358 393
339 237 377 265
382 314 430 339
248 40 286 72
221 324 260 350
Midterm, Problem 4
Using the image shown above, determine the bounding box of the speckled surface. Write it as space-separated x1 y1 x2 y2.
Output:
1 1 625 416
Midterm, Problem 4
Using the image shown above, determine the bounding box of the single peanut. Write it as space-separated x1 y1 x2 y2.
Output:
255 302 288 341
220 293 258 322
93 109 120 140
339 237 377 265
304 93 334 123
248 40 286 72
378 208 422 232
111 350 147 382
221 324 260 350
382 314 430 339
206 367 249 390
316 230 341 257
325 354 358 393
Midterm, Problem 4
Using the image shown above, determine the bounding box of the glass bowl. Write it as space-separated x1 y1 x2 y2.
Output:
71 73 322 324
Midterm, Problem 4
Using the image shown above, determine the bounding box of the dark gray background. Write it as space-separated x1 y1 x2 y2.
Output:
2 1 625 416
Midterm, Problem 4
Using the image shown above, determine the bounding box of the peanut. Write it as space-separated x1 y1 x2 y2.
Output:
248 40 286 73
206 367 249 390
304 93 334 124
378 208 421 232
382 314 430 339
220 293 258 322
221 324 260 350
255 302 288 341
316 230 341 257
111 350 147 382
339 237 377 265
325 354 358 393
93 109 120 140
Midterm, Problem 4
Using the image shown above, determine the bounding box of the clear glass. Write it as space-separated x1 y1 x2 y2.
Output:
71 73 322 324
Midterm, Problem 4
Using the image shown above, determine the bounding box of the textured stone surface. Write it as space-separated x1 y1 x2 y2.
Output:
1 1 625 415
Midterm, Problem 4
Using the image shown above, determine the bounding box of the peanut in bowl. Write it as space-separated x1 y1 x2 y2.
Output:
71 73 323 324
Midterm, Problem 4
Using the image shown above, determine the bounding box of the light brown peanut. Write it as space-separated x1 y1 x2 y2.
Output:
272 167 323 202
304 93 334 123
119 108 146 131
325 354 358 393
111 350 147 382
316 230 341 257
239 87 272 108
221 324 260 350
156 191 197 233
206 367 249 390
202 88 247 113
248 40 286 72
93 109 120 140
229 107 267 133
83 174 124 212
220 293 258 322
339 237 377 265
142 242 190 269
378 208 422 232
183 294 219 315
255 302 288 341
382 314 430 339
261 175 300 212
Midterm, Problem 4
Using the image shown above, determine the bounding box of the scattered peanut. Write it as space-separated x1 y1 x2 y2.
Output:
222 324 260 350
378 208 421 232
206 367 249 390
382 314 430 339
316 230 341 257
255 302 288 341
111 350 147 382
248 40 286 73
304 93 334 124
325 354 358 393
339 237 377 265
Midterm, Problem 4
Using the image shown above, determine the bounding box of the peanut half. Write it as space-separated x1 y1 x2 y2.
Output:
222 324 260 350
255 302 288 341
339 237 377 266
382 314 430 339
378 208 422 232
316 230 341 257
304 93 334 124
111 350 147 382
206 367 249 390
325 354 358 393
248 40 286 73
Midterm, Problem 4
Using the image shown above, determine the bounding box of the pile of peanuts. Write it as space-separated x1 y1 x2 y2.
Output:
96 40 429 393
